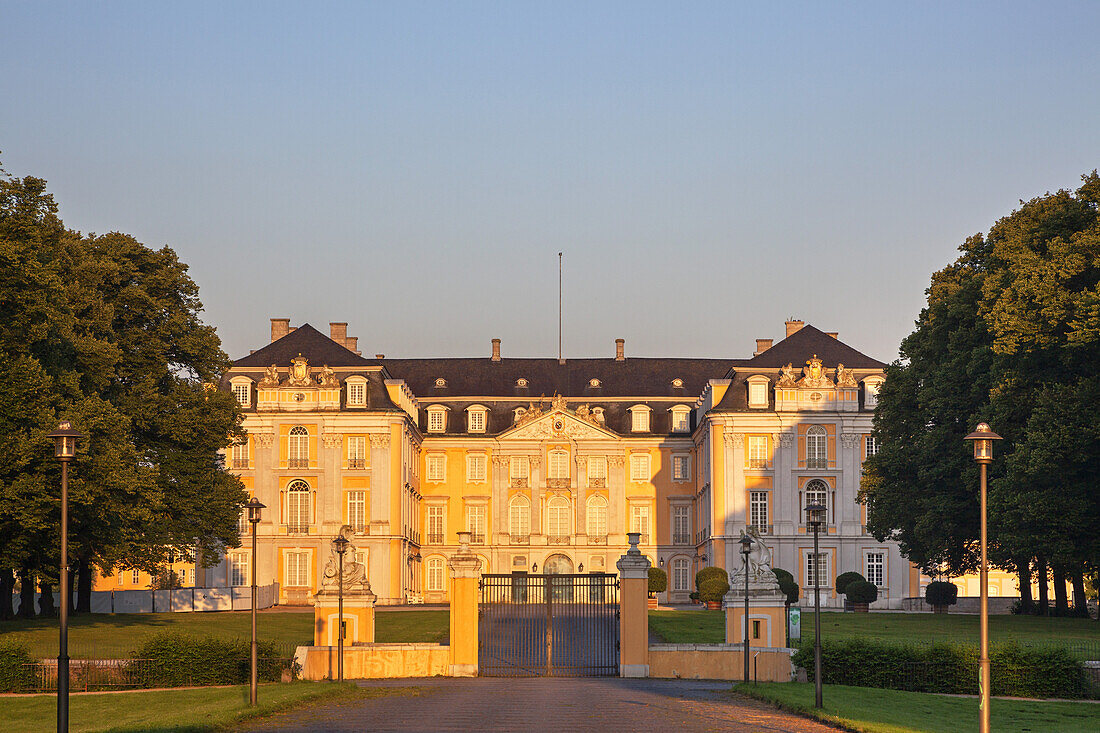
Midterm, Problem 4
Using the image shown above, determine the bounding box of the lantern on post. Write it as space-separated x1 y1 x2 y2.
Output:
332 532 350 683
244 496 264 706
739 533 753 684
47 420 82 733
805 498 826 709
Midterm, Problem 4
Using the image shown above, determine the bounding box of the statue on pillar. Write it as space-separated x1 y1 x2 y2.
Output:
729 527 783 596
320 525 370 593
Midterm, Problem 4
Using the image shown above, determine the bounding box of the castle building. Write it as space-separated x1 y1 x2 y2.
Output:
207 317 914 608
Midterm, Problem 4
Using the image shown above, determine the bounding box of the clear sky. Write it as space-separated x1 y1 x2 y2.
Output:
3 2 1098 364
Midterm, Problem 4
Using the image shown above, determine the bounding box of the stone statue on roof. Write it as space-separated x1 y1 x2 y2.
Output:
287 354 313 387
259 364 280 387
836 363 858 388
798 354 834 389
318 364 338 388
777 363 799 387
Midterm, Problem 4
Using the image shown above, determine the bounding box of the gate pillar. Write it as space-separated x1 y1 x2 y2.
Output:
448 531 483 677
616 532 651 678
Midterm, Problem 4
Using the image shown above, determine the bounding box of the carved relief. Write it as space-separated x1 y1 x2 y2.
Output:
607 455 625 468
840 433 860 448
258 365 281 387
797 355 835 389
551 393 568 412
286 354 313 387
778 432 794 448
724 432 744 448
320 433 342 448
369 434 390 448
836 363 858 388
255 432 275 447
777 363 799 387
318 364 339 388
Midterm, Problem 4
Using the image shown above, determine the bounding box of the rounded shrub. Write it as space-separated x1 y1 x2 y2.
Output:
845 580 878 604
0 640 36 692
835 571 866 595
772 568 800 604
925 580 959 608
648 567 668 594
698 577 730 603
695 566 727 591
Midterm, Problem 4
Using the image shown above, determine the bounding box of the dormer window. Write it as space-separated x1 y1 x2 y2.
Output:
671 378 684 389
230 378 252 407
345 376 367 407
864 377 884 408
434 377 447 389
427 406 447 433
747 375 771 408
467 406 488 433
516 378 529 388
670 405 691 433
629 405 651 433
589 378 601 388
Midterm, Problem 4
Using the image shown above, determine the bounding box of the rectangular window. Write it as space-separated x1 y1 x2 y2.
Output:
468 410 486 432
630 505 650 542
631 409 650 432
347 491 366 532
510 456 529 480
347 436 366 469
672 505 691 544
466 506 486 544
347 381 366 406
630 454 650 482
671 410 689 433
672 455 690 481
750 491 769 532
805 552 828 588
866 552 884 587
426 558 444 591
673 558 690 592
231 554 248 586
587 456 607 483
233 383 250 406
865 435 879 457
428 410 445 432
232 440 249 469
466 454 487 482
427 454 445 481
427 506 444 544
286 552 310 587
118 573 126 587
749 381 768 407
748 436 768 468
548 450 570 480
132 569 140 585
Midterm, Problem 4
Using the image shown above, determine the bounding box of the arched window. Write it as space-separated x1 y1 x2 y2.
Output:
585 495 608 538
806 426 827 468
508 495 530 539
288 426 309 468
803 479 829 524
286 479 311 532
672 557 691 592
426 557 445 591
547 496 570 539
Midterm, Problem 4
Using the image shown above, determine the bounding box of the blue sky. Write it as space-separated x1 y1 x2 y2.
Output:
3 2 1098 363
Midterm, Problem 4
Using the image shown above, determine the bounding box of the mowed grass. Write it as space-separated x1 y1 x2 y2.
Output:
735 682 1100 733
0 609 450 658
0 681 420 733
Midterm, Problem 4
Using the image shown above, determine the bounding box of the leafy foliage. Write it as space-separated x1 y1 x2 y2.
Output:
131 631 295 687
647 567 667 594
844 580 878 604
0 639 35 692
835 572 866 595
925 580 958 608
772 568 799 604
697 577 730 603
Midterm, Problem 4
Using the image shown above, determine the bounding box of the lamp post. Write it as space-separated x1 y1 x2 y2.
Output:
245 497 264 706
965 423 1001 733
48 420 81 733
740 533 753 684
806 498 827 709
332 533 350 683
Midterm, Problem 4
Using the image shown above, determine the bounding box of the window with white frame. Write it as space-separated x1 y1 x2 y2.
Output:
748 377 769 408
286 480 311 531
427 505 444 543
346 379 366 406
672 454 690 481
510 456 529 482
132 569 140 585
288 426 309 467
586 495 608 537
427 408 446 433
864 378 883 408
672 557 690 591
865 435 879 457
231 554 248 586
286 551 310 587
803 479 828 524
232 381 251 407
805 551 828 588
806 426 827 468
672 505 691 544
466 505 486 543
427 454 445 482
467 407 487 433
866 552 885 587
231 439 249 469
630 453 651 482
547 496 570 538
347 491 366 532
670 407 690 433
239 508 249 534
548 450 569 480
426 557 445 591
750 491 769 531
508 495 530 538
748 435 769 468
117 572 126 587
587 456 607 484
466 453 487 482
630 406 650 432
630 504 651 541
347 436 366 469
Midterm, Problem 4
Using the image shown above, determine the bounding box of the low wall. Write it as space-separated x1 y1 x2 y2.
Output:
901 596 1019 614
297 643 450 681
12 584 279 614
648 644 794 682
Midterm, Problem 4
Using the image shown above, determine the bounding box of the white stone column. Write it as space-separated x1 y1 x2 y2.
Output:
609 455 626 544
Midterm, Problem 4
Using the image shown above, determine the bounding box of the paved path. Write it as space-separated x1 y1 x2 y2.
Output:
238 678 839 732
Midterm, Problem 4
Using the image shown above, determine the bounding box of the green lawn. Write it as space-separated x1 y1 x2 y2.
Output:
0 681 419 733
648 608 725 643
1 609 450 658
735 682 1100 733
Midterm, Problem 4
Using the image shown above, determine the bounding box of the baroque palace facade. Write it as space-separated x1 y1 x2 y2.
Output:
200 317 920 608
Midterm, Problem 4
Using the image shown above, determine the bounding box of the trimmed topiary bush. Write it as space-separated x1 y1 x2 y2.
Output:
695 566 727 591
131 632 296 687
845 580 878 605
648 567 667 594
925 580 958 611
0 640 36 692
835 571 866 595
698 577 730 604
772 568 799 605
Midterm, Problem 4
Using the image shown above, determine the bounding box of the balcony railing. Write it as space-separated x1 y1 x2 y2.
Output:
287 524 310 535
806 458 828 469
347 458 365 469
427 533 444 545
232 459 249 469
510 477 529 488
469 532 485 545
749 524 773 535
747 458 769 469
287 458 309 469
547 535 571 545
672 533 691 545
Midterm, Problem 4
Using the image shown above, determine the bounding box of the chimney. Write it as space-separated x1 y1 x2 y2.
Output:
615 338 625 361
270 318 290 342
375 354 385 360
329 322 348 345
491 338 501 362
754 338 773 356
785 319 804 338
345 336 360 355
827 331 838 340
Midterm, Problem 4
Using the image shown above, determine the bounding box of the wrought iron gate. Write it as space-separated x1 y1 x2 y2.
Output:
478 573 619 677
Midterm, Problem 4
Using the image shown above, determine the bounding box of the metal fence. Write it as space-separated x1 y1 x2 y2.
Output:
17 654 298 692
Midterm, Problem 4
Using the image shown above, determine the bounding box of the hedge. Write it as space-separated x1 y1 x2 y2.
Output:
130 631 297 687
0 640 36 692
792 638 1094 699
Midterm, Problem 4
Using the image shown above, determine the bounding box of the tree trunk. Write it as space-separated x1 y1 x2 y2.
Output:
37 577 56 617
76 557 92 614
1071 571 1087 618
1053 568 1069 615
1017 560 1033 614
0 567 13 620
17 569 36 618
1036 559 1049 616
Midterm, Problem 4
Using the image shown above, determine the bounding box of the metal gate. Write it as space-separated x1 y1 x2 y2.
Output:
478 573 619 677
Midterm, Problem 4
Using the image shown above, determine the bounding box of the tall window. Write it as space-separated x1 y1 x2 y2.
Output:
631 407 650 432
347 491 366 532
427 409 446 433
548 450 570 480
286 551 310 587
427 506 444 544
806 552 828 588
347 380 366 406
508 495 530 539
672 505 690 544
671 407 690 433
466 505 486 544
672 455 690 481
466 454 487 482
131 569 140 585
288 426 309 468
748 436 769 468
468 408 486 433
630 504 650 541
866 552 884 587
347 436 366 469
232 382 250 406
427 454 445 481
510 456 529 485
750 491 769 531
426 557 445 591
806 426 827 469
231 554 248 586
865 380 882 407
803 479 828 524
672 558 690 592
547 496 570 538
630 453 650 482
587 456 607 485
586 495 608 538
748 380 768 407
231 440 249 469
865 435 879 457
287 480 311 532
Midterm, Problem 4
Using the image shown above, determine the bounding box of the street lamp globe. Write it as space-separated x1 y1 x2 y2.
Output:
964 422 1002 464
805 499 826 527
739 534 753 558
333 534 350 557
48 420 82 461
245 497 265 524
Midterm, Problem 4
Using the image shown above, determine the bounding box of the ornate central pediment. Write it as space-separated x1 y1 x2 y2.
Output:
500 408 618 441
